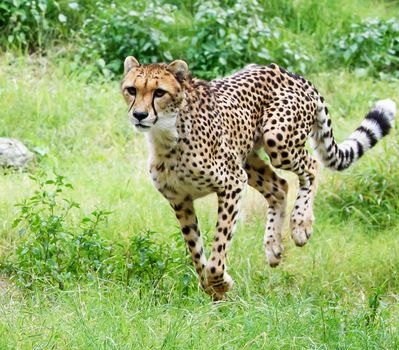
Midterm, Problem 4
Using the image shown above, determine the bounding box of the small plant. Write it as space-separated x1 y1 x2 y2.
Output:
332 18 399 77
3 173 113 289
124 230 195 296
364 282 388 326
125 231 169 286
185 0 310 79
77 0 177 78
1 173 195 294
0 0 82 50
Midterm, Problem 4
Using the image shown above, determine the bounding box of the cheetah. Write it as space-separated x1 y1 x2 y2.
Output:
121 56 396 300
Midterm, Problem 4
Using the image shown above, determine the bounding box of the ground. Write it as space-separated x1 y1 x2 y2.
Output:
0 56 398 349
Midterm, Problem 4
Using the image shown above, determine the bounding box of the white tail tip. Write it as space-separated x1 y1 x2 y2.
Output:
374 99 396 124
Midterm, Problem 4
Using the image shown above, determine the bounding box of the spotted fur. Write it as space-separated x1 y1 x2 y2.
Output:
121 56 396 300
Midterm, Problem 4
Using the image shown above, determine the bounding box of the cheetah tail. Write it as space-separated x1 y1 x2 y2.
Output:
310 98 396 171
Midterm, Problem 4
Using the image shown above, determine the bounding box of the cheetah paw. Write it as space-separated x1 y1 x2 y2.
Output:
291 216 313 247
264 238 283 267
203 271 234 301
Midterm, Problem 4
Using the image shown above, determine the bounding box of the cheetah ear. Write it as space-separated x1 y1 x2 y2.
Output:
124 56 140 74
167 60 189 82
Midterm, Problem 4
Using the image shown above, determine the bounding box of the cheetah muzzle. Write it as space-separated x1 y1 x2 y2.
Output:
121 56 396 301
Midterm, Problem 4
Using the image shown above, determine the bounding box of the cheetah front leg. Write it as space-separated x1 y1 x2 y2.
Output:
170 198 207 286
204 182 245 301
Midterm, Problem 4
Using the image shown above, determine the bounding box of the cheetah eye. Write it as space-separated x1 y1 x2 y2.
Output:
126 87 136 96
154 89 167 98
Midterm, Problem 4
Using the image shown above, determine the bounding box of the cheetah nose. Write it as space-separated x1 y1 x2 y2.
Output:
133 111 149 121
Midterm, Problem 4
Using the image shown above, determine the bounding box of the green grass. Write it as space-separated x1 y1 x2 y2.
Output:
1 49 399 349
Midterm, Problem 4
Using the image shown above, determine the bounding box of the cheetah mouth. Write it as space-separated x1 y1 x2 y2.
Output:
135 123 151 131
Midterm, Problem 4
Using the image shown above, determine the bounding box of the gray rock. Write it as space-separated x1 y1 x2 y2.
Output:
0 137 34 169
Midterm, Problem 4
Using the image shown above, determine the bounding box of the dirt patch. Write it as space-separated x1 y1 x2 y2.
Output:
0 276 13 292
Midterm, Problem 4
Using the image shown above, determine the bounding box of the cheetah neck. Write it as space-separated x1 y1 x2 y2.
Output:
145 125 179 161
145 82 204 161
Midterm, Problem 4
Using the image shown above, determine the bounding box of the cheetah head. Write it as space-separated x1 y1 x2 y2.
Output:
121 56 189 132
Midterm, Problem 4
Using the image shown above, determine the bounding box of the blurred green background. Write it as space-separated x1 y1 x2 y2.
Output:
1 0 399 79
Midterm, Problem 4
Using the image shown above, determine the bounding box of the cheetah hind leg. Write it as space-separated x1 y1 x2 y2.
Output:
245 153 288 267
290 154 319 247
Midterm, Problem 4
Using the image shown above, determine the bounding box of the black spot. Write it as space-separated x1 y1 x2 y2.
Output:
257 167 266 175
173 203 183 211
